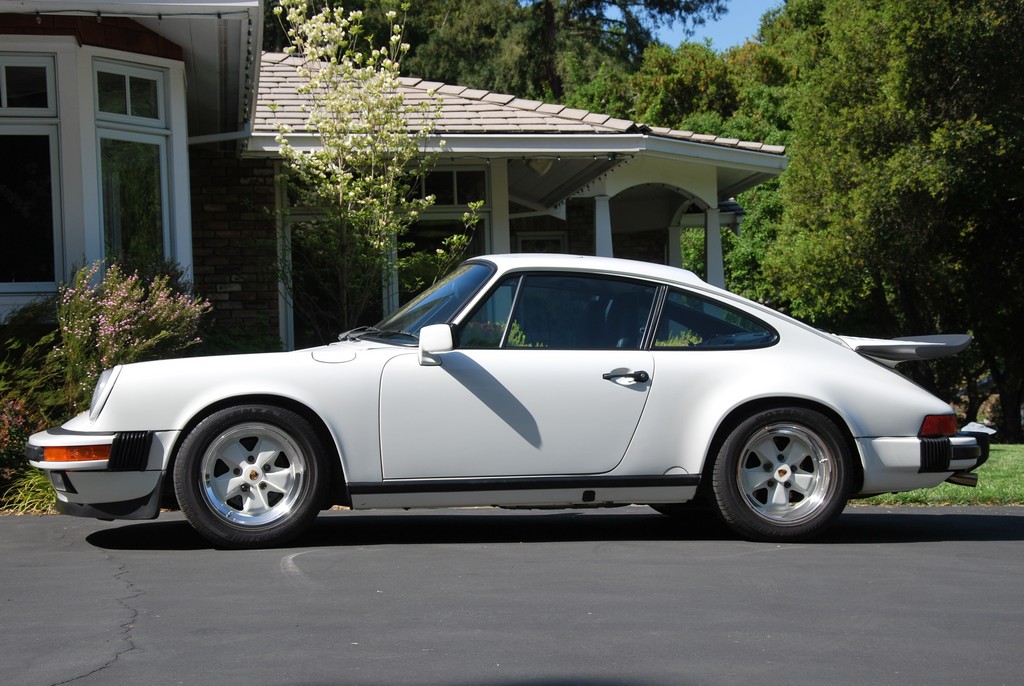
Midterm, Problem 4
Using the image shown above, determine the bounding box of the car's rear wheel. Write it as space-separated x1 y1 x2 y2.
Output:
174 405 328 548
711 407 852 542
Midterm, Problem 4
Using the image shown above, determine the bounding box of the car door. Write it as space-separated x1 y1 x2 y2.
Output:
378 273 658 479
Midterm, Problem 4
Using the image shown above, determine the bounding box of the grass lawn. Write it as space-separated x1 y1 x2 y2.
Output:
858 444 1024 506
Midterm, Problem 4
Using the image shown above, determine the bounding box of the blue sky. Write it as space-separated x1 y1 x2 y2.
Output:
657 1 783 51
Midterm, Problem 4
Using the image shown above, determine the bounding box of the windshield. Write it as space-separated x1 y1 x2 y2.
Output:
373 262 494 337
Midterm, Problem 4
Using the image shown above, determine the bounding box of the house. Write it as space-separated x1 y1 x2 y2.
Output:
1 1 787 349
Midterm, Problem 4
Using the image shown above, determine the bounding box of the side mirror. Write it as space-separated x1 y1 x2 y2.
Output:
418 324 455 366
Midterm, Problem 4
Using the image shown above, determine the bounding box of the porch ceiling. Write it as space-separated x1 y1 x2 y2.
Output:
506 157 620 211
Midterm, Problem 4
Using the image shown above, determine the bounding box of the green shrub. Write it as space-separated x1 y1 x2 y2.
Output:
1 260 210 512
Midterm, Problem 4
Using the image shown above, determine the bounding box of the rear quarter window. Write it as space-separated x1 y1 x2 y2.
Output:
654 289 777 350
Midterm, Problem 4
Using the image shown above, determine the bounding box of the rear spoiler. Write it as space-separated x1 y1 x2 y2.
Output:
838 334 972 367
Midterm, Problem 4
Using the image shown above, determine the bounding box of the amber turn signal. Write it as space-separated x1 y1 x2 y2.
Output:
43 445 111 462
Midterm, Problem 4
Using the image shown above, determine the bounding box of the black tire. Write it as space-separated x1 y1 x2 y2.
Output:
711 407 852 542
173 405 328 548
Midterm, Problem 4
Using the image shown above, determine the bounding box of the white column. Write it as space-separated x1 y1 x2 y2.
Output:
489 159 510 253
667 226 683 268
705 208 724 287
594 195 613 257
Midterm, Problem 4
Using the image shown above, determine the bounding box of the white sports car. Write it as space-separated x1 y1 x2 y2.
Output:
28 254 985 548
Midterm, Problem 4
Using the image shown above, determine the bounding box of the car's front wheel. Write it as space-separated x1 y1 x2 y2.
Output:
711 407 852 542
174 405 328 548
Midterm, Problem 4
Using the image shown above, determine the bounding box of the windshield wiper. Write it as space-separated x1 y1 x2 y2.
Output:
338 326 377 341
338 326 417 342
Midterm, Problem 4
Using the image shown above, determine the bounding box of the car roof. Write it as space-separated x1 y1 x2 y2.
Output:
469 253 707 288
469 253 845 349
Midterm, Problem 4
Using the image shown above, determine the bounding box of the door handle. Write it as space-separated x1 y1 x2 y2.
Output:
602 370 650 383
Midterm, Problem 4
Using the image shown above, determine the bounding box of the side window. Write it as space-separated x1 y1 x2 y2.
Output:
461 275 520 348
461 274 657 349
654 289 777 350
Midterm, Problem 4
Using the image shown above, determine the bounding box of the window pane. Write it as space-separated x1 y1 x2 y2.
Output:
101 138 164 264
456 170 486 204
97 71 127 115
4 66 48 109
508 275 656 349
654 289 777 349
461 276 520 348
129 76 158 119
424 171 454 205
0 134 54 282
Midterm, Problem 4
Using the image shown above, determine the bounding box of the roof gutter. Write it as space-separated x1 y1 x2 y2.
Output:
188 124 251 146
245 132 788 172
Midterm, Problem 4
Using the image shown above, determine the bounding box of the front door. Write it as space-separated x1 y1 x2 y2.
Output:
379 272 659 479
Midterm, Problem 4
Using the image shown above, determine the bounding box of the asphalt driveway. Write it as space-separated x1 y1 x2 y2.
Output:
2 505 1022 686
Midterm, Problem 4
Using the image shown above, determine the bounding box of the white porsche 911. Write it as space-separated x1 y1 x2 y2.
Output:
28 254 985 548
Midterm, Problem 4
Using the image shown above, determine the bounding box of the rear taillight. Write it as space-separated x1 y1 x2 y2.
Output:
919 415 957 437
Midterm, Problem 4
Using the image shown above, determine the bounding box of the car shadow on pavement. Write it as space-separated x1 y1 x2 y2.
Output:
84 506 1024 551
822 507 1024 544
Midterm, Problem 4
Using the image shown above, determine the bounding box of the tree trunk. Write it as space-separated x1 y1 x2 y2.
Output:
541 0 562 100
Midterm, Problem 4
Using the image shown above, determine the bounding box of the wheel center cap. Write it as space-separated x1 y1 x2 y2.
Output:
248 468 261 482
775 466 790 481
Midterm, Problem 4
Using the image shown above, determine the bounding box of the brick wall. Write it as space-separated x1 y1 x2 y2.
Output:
189 146 280 344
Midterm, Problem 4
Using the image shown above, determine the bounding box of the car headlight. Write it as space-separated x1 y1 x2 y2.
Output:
89 365 122 420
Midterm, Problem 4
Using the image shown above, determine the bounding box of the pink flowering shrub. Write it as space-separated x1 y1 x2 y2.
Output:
49 262 211 414
0 397 32 469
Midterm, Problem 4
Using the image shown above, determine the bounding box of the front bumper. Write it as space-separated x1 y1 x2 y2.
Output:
27 428 179 521
857 433 984 495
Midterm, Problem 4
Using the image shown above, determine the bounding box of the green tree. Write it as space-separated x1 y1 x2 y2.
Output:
630 41 736 127
766 0 1024 438
265 0 728 101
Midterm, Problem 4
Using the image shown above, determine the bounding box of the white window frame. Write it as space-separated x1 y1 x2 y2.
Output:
0 37 192 319
93 59 166 128
0 53 56 117
96 128 172 261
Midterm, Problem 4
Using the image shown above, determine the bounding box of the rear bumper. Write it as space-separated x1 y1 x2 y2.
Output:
857 433 983 494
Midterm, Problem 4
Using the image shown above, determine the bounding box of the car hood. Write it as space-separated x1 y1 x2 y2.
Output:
837 333 972 367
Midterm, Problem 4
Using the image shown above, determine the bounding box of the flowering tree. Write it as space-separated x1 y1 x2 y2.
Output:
272 0 441 341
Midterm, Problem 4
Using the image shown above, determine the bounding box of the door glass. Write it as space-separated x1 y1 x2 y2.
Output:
461 275 520 347
462 274 657 349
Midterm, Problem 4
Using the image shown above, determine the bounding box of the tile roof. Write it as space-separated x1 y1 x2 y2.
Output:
254 53 786 156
